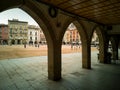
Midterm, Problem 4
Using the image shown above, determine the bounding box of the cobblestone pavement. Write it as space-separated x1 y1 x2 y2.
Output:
0 51 120 90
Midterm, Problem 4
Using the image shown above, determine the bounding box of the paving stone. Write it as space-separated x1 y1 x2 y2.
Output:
0 52 120 90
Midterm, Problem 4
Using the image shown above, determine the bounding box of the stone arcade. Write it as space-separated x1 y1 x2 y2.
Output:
0 0 120 81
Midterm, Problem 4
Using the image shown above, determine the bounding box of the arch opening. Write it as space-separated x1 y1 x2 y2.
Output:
90 26 104 64
90 30 99 65
62 23 82 75
61 20 87 76
0 7 51 83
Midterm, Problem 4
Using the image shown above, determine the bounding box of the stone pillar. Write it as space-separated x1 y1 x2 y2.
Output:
99 46 108 63
48 41 61 81
99 36 110 64
82 40 91 69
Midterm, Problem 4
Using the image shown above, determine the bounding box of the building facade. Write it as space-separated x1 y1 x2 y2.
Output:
0 20 97 46
63 29 70 44
63 23 81 44
39 29 46 44
0 24 9 45
91 31 99 45
0 19 46 45
8 19 28 45
28 25 40 44
63 23 98 45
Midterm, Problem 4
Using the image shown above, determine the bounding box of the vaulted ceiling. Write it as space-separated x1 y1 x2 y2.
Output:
37 0 120 25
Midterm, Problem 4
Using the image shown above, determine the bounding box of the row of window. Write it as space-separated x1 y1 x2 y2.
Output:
9 30 38 35
9 26 27 30
30 32 37 35
30 37 37 40
10 28 27 31
0 28 8 33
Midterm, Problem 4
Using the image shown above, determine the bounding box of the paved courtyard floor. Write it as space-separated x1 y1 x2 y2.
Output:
0 51 120 90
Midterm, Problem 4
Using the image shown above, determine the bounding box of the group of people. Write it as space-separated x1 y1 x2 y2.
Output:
71 42 80 49
24 41 40 48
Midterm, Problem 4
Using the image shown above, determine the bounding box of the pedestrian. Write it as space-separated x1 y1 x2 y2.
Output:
71 43 73 49
38 44 39 48
24 43 26 48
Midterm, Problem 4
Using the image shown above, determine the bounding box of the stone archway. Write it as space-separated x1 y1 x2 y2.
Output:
61 18 91 69
0 0 58 80
91 25 107 63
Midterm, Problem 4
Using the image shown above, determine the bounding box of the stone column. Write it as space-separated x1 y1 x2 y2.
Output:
82 40 91 69
99 36 109 64
48 41 61 81
99 46 108 63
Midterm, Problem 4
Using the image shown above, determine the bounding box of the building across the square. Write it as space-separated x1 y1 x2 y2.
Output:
0 24 9 45
28 25 40 45
63 23 81 44
0 20 98 45
39 28 46 44
8 19 28 45
8 19 47 45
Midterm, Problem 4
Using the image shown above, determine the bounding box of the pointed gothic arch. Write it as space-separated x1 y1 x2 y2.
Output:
0 0 57 80
91 25 106 63
61 18 91 69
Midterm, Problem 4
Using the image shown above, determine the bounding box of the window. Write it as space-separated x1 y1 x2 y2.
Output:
35 37 37 40
20 31 22 34
30 32 32 35
40 30 42 33
10 28 12 34
30 37 32 40
35 32 37 35
4 27 8 33
20 26 22 29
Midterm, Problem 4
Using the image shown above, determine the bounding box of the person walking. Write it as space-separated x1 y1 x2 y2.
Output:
38 44 39 48
24 42 27 48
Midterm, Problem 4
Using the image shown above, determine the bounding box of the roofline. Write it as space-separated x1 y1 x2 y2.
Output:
8 20 28 23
